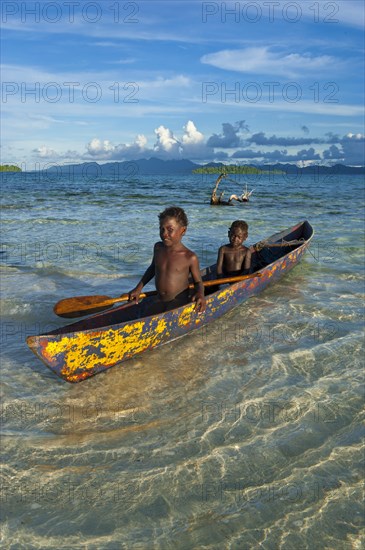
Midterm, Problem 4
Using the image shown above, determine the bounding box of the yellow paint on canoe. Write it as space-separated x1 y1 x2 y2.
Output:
177 303 195 327
217 286 235 305
43 315 173 380
42 273 276 382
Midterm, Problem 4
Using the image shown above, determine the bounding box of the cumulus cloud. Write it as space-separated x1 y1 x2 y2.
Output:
231 147 321 162
32 123 364 166
179 120 212 160
247 132 324 146
231 149 264 159
84 124 205 162
85 135 150 160
135 134 148 148
343 132 364 141
83 121 208 162
32 146 80 161
151 122 213 160
338 133 364 165
322 145 343 161
87 139 115 156
291 148 321 161
207 120 249 148
321 133 365 165
182 121 204 145
325 132 341 143
201 47 336 78
154 125 181 154
33 146 60 158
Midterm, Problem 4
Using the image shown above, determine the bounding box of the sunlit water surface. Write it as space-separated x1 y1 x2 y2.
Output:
1 171 364 549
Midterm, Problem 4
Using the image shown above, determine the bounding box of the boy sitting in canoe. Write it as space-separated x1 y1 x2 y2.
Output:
217 220 252 277
128 206 206 314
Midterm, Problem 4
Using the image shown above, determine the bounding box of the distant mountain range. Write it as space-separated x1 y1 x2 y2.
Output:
40 158 199 176
6 158 365 175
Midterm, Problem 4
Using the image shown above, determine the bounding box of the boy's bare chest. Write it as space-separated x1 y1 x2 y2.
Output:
155 248 188 272
226 247 246 262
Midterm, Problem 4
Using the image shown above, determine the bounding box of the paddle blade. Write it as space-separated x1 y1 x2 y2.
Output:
54 295 116 318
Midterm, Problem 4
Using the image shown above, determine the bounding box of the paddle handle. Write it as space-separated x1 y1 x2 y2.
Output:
122 273 260 302
201 272 259 286
125 272 260 303
110 290 155 306
54 272 261 318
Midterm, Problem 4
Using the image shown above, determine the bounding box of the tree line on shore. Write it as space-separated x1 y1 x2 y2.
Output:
0 165 21 172
192 165 284 175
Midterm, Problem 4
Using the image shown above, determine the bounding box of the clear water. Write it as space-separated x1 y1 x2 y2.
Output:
1 170 364 549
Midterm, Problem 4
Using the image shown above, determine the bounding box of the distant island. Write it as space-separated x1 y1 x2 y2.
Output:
193 161 365 176
192 164 284 175
0 165 21 172
7 158 365 176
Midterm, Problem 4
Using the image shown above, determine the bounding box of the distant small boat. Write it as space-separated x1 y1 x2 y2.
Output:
27 221 314 383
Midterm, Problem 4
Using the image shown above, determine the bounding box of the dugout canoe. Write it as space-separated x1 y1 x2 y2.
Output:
27 220 314 383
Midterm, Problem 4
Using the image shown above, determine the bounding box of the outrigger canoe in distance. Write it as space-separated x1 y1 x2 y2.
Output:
27 221 314 383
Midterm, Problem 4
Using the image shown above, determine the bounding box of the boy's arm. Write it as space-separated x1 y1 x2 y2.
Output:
242 247 252 274
216 246 224 276
189 253 206 313
128 246 156 302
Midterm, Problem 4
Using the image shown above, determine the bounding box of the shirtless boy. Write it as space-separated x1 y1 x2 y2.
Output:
128 206 206 313
216 220 252 277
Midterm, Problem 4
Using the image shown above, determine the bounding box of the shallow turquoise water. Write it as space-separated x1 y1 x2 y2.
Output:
1 171 364 548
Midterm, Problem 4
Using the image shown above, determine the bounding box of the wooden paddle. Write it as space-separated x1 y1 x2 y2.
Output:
54 272 262 318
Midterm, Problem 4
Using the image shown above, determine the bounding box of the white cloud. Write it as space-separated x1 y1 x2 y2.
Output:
345 133 364 140
147 75 190 89
33 146 59 158
201 47 336 78
85 135 149 160
339 133 365 164
154 125 180 153
182 121 204 145
87 138 115 156
20 122 365 166
135 134 148 148
32 146 80 162
80 122 208 161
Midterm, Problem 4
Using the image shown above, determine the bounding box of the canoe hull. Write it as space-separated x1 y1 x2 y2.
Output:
27 221 313 382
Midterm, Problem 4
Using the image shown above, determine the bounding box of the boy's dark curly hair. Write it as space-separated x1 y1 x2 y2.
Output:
159 206 188 227
230 220 248 232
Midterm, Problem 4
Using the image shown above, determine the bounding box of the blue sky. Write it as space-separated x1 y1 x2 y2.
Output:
1 0 364 166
